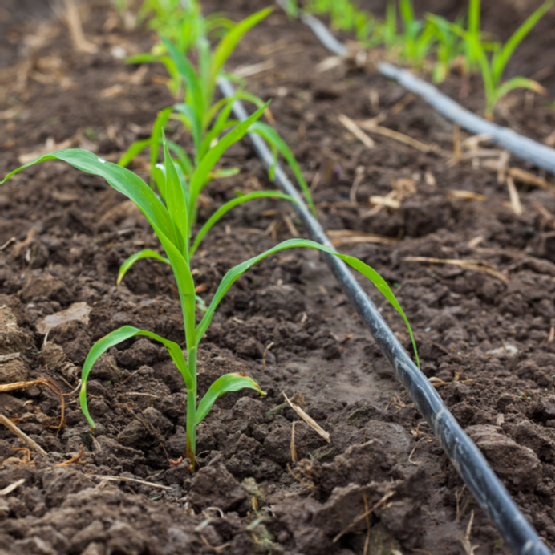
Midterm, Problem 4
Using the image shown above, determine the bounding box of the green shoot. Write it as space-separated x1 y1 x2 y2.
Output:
118 8 316 285
121 11 315 215
2 149 418 469
293 0 552 117
454 0 553 117
397 0 436 68
427 14 465 83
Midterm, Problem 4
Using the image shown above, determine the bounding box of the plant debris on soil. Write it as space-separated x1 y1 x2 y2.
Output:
1 1 555 554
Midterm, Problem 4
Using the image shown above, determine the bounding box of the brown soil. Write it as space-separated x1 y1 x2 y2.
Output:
1 2 555 555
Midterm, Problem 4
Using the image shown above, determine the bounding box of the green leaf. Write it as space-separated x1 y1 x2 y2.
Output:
198 98 237 160
190 191 296 257
197 35 211 93
284 0 298 17
460 31 494 100
211 167 240 179
384 2 397 48
117 249 169 286
152 219 195 295
195 238 419 368
204 92 265 128
207 8 272 102
163 37 205 131
152 164 167 202
250 122 316 216
80 326 191 429
174 103 203 156
494 77 545 104
469 0 480 37
126 53 161 65
206 14 234 32
189 103 268 220
399 0 415 28
151 107 174 181
146 212 196 349
118 138 151 168
1 149 177 248
492 0 554 84
167 140 194 177
195 373 265 424
162 131 188 256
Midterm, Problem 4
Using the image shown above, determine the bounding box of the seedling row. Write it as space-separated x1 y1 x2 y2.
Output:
1 0 555 553
2 1 418 470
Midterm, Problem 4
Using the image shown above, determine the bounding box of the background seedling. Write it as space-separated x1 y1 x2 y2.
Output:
453 0 553 118
287 0 554 117
427 14 465 83
2 143 418 469
118 8 316 284
396 0 436 68
121 8 315 212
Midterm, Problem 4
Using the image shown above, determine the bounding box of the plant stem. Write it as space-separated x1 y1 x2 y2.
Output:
186 346 197 469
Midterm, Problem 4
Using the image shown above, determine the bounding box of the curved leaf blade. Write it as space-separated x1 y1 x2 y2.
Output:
190 191 296 256
162 131 188 255
250 122 316 216
207 8 272 102
196 373 265 424
167 140 193 177
163 37 205 129
174 102 203 155
198 97 237 161
1 149 176 248
196 238 419 368
494 77 546 105
204 91 265 129
117 249 169 286
189 103 268 213
151 107 174 180
80 326 191 429
118 138 151 168
492 0 554 83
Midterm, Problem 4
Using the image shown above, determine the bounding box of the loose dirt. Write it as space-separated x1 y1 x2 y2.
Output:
1 1 555 554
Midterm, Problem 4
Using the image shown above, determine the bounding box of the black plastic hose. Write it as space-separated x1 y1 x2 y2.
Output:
218 69 551 555
298 9 555 176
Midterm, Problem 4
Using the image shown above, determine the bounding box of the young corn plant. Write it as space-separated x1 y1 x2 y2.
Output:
396 0 436 69
2 143 419 471
122 8 314 210
456 0 481 75
117 108 296 289
454 0 553 118
427 14 465 83
303 0 383 48
119 10 316 284
129 0 232 95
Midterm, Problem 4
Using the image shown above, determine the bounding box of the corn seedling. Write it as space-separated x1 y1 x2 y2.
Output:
302 0 383 47
129 0 232 95
395 0 436 68
2 143 419 469
119 9 315 284
284 0 298 18
122 9 314 213
427 14 465 83
301 0 436 64
453 0 553 118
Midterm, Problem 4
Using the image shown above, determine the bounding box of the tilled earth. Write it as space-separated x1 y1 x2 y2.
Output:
1 1 555 554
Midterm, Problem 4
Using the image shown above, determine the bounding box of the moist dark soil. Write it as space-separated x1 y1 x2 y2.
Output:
1 1 555 554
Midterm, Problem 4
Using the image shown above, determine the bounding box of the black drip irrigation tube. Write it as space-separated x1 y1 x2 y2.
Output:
298 9 555 176
218 63 552 555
